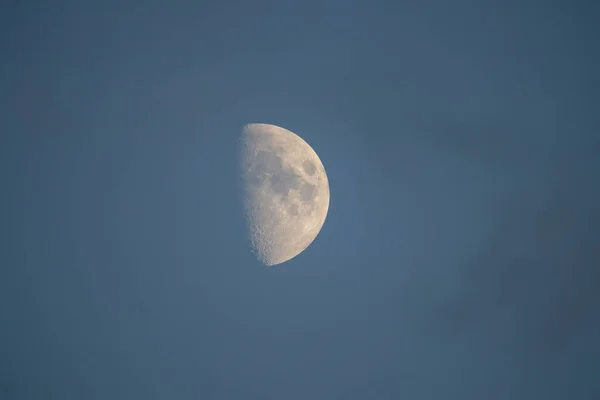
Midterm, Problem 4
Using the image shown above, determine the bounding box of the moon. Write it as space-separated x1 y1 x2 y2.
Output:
238 123 330 266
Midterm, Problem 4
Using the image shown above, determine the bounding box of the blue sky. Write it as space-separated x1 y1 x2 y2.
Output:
1 1 599 399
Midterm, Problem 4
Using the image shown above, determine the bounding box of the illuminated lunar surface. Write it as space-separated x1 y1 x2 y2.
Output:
238 123 330 266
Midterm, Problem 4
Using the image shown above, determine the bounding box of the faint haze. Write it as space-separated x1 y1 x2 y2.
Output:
1 1 599 399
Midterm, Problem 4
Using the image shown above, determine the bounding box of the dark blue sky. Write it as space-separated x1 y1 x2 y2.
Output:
1 1 599 399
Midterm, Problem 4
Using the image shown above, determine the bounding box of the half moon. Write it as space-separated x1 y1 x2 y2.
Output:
238 123 330 266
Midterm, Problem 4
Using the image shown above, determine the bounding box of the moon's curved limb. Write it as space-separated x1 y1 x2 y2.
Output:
238 123 330 266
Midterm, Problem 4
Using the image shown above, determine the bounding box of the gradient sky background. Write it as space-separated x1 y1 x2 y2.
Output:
1 1 599 399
